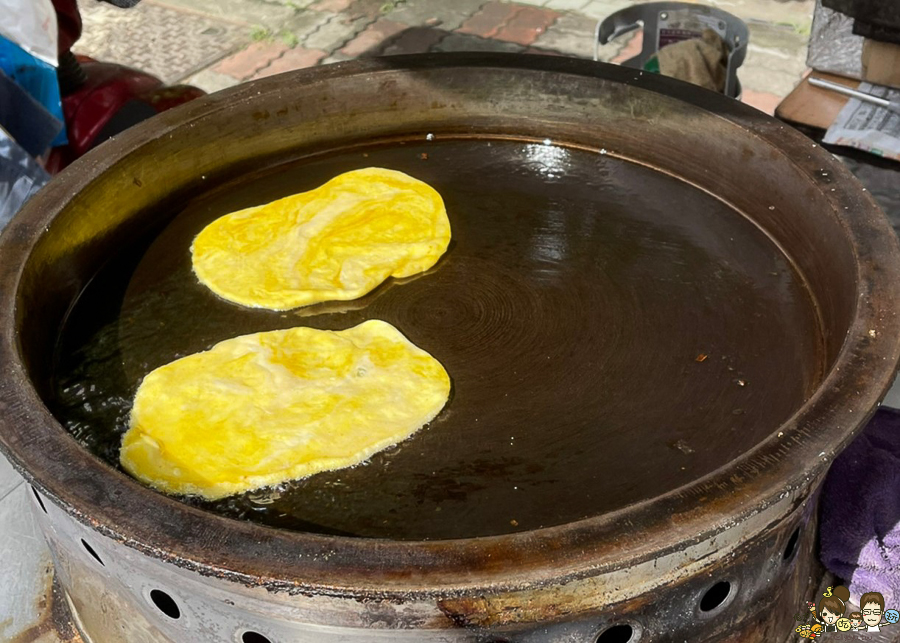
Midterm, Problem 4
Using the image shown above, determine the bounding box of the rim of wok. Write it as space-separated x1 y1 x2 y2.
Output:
1 54 899 597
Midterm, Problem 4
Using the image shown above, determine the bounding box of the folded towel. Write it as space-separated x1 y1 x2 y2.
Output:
653 28 728 93
820 407 900 606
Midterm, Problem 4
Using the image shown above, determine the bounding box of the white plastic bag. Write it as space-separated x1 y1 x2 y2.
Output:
0 0 58 66
0 128 50 232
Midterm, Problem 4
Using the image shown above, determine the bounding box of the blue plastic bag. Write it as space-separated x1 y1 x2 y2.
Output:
0 35 66 147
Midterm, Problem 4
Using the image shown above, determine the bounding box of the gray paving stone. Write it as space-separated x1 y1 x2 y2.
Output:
542 0 591 12
592 38 628 62
533 11 609 58
76 0 247 83
267 0 317 7
574 0 636 20
435 32 526 53
546 10 596 34
748 20 810 57
574 0 815 28
149 0 296 27
722 0 816 29
320 51 355 65
741 24 809 92
303 13 371 51
386 0 487 31
181 68 243 93
282 9 333 39
739 59 806 95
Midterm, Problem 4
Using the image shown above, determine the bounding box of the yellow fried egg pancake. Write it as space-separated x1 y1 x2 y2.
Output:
191 167 451 310
120 320 450 500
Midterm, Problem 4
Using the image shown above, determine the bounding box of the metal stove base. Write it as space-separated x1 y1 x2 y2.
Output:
3 438 900 643
0 453 826 643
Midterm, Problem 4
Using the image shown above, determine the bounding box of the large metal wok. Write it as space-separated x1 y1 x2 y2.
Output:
1 54 899 643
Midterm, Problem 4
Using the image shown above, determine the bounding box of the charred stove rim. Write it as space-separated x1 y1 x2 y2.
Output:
1 54 899 597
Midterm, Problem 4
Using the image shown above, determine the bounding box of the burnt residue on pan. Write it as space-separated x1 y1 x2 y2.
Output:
49 138 824 540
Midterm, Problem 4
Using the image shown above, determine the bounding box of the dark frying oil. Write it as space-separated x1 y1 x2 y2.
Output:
51 139 824 540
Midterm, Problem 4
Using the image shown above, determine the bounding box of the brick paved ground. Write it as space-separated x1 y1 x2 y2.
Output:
74 0 816 115
77 0 247 84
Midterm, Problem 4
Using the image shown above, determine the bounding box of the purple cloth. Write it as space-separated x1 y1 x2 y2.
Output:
820 407 900 606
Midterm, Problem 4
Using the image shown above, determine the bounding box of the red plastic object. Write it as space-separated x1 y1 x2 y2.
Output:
45 1 206 174
46 60 205 173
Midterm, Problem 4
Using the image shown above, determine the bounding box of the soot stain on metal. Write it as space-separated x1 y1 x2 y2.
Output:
9 567 82 643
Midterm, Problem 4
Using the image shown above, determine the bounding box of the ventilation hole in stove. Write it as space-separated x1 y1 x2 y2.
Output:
700 581 731 612
242 632 273 643
783 526 801 561
150 589 181 620
596 623 636 643
80 539 104 566
31 486 47 513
